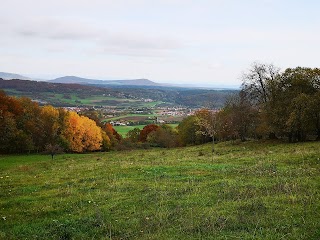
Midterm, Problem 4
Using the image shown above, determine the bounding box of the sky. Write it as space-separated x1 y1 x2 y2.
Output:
1 0 320 87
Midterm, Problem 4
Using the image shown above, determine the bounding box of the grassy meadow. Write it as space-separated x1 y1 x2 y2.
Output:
0 141 319 239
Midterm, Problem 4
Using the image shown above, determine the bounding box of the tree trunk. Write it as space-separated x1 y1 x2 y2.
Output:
268 132 277 140
316 129 320 141
211 136 215 162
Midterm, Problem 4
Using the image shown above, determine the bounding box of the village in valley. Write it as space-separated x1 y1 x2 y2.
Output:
71 105 197 127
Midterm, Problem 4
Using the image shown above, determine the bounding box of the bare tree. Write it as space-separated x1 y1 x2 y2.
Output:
195 109 218 161
241 62 280 105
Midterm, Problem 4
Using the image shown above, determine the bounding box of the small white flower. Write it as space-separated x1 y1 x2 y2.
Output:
2 217 6 220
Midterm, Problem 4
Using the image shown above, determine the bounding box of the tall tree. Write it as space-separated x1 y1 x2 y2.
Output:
241 62 280 105
178 115 210 146
62 111 102 152
139 124 159 142
39 105 61 149
219 91 257 141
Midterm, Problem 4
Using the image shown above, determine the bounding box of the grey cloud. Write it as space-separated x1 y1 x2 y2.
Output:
104 31 182 51
14 17 182 57
16 18 97 40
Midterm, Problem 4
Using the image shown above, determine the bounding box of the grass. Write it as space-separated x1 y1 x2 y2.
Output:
114 125 146 136
0 140 319 239
114 124 179 137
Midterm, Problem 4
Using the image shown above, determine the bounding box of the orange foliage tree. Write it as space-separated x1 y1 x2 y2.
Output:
139 124 159 142
62 111 103 152
103 123 122 147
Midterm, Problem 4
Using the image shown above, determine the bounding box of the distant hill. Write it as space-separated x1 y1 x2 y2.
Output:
49 76 161 86
0 78 237 108
0 72 30 80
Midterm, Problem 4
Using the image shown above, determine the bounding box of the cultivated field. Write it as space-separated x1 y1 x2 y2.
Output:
1 141 319 239
114 124 179 137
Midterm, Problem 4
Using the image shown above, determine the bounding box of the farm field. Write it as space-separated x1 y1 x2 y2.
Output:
113 125 147 136
0 141 319 239
114 124 179 137
3 88 165 108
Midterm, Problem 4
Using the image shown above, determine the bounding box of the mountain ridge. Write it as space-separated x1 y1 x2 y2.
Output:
49 76 162 86
0 72 30 80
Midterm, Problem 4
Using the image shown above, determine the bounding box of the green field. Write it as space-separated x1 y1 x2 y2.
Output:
1 141 319 239
113 125 146 136
114 124 179 137
4 89 164 108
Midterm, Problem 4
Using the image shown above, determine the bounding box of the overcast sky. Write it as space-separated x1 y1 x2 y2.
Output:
1 0 319 87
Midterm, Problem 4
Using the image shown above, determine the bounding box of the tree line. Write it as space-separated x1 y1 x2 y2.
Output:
196 63 320 143
0 89 210 153
0 90 121 154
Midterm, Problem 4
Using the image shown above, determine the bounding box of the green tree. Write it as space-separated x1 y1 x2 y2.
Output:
147 125 179 148
126 128 141 143
178 115 210 146
286 93 312 142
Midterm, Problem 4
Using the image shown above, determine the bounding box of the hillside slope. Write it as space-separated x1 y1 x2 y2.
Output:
1 140 319 239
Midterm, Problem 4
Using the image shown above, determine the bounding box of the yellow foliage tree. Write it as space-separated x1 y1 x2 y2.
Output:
40 105 60 146
62 111 102 152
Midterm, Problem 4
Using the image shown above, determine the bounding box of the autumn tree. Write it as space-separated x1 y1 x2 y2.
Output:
221 91 258 141
17 97 43 152
62 111 102 152
79 109 103 128
100 130 111 151
0 91 20 153
194 109 218 160
39 105 61 149
241 64 320 141
103 123 122 147
139 124 159 142
146 125 180 148
178 115 210 146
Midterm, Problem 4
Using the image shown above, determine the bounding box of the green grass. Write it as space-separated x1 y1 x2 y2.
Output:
1 140 320 239
114 125 146 136
114 124 179 137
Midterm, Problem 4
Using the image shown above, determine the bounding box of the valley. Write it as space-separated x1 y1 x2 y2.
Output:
1 78 236 127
